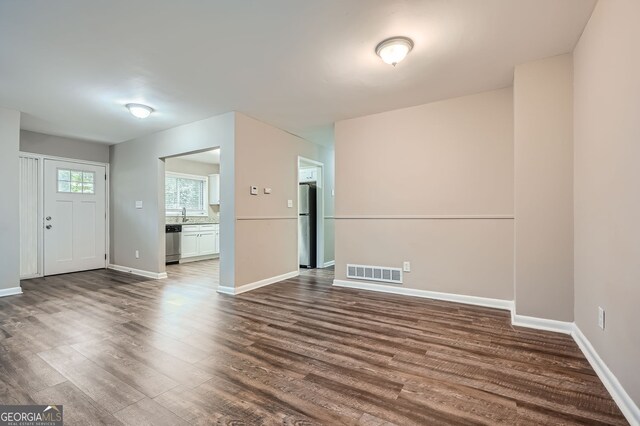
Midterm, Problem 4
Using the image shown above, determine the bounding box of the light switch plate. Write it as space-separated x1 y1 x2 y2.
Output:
135 201 143 209
250 186 258 195
287 200 293 208
403 261 411 272
598 306 605 330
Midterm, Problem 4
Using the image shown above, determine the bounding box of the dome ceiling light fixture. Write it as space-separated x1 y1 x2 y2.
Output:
375 36 414 66
126 103 154 119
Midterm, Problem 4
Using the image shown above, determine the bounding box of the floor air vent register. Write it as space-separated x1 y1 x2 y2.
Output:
346 264 403 284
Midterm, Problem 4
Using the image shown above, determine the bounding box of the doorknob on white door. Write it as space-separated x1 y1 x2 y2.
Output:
46 225 52 229
46 216 52 221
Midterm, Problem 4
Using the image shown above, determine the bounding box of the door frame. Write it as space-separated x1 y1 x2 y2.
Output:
297 156 325 270
18 152 110 278
160 146 222 276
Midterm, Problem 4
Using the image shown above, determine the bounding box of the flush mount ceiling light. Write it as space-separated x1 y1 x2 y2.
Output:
375 36 414 66
126 103 154 119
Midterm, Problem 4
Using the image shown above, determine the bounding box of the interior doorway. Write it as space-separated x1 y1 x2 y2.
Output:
298 156 325 269
161 147 221 281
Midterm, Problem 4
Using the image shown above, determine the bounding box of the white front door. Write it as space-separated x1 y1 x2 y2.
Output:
44 159 106 276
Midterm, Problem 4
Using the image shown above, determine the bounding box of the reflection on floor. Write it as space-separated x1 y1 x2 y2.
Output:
1 261 626 425
166 258 220 282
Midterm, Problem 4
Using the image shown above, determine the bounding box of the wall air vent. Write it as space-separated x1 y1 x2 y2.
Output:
346 264 403 285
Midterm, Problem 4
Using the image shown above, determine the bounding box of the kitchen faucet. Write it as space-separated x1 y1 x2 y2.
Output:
181 206 189 222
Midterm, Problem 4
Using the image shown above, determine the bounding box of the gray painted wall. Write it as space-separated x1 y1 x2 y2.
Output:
110 111 334 289
0 108 21 292
109 112 235 285
20 130 110 163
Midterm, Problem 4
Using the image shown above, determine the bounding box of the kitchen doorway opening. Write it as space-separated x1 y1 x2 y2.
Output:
161 147 221 283
297 156 325 270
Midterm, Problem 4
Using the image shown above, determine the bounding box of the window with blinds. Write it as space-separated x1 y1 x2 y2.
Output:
165 173 208 215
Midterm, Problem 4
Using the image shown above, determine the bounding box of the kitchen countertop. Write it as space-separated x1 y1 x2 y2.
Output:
166 222 219 225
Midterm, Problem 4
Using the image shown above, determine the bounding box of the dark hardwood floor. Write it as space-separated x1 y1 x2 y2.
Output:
0 260 627 425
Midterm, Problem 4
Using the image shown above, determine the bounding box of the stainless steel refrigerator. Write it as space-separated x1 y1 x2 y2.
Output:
299 183 317 268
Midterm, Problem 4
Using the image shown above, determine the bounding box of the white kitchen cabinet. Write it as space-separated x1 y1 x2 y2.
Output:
199 232 217 255
208 174 220 205
181 233 200 258
181 224 220 260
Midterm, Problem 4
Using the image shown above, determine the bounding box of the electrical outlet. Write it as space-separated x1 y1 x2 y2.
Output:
287 199 293 208
135 250 140 259
403 261 411 272
250 186 258 195
598 307 605 330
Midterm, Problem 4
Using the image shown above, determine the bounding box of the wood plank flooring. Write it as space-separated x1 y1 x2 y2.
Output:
0 260 627 425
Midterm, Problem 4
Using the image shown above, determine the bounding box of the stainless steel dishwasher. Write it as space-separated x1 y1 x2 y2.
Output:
165 224 182 264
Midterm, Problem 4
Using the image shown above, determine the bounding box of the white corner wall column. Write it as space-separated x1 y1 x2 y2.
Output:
513 54 574 322
0 108 22 297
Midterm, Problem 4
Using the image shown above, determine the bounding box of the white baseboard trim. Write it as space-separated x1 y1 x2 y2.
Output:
323 260 335 268
332 279 514 311
511 311 639 424
510 311 574 335
0 286 23 297
216 285 236 295
572 326 640 425
107 264 168 280
217 270 299 296
179 254 218 264
20 273 42 280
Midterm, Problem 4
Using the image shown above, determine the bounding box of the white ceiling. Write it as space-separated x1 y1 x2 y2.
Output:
0 0 595 146
172 149 220 165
